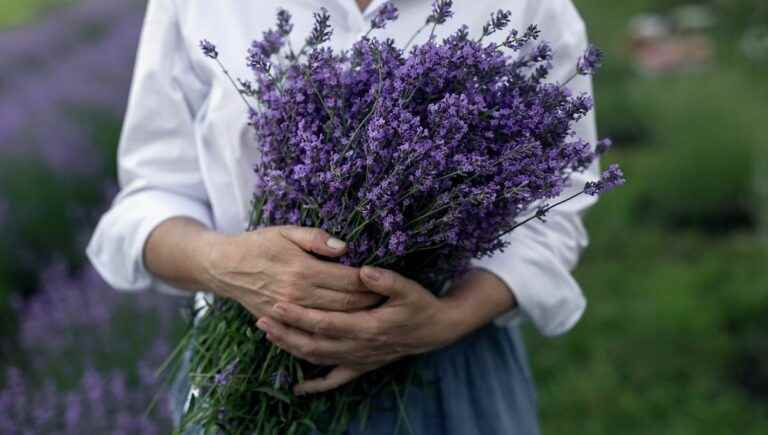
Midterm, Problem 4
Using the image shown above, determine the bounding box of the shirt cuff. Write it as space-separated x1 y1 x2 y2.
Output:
87 189 214 296
472 244 587 337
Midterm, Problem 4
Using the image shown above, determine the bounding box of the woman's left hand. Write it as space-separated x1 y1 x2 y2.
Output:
255 266 465 395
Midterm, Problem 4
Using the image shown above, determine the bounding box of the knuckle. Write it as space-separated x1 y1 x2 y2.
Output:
344 275 359 292
280 287 303 303
342 293 356 311
314 318 330 335
303 228 322 246
289 265 308 282
367 321 389 343
359 323 379 341
309 227 325 244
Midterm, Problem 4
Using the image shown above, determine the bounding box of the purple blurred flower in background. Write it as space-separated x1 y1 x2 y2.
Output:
1 261 180 433
0 3 180 432
0 0 143 174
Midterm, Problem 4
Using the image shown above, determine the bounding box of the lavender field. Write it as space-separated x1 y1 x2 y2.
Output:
0 0 183 432
1 0 767 434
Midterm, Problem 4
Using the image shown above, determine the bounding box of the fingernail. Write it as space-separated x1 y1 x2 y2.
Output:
273 304 286 315
326 237 346 250
362 266 382 282
256 319 270 331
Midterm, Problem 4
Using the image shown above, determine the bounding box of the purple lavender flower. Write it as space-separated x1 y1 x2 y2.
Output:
200 39 218 59
371 2 399 30
247 51 272 75
531 42 553 62
503 24 541 50
595 138 614 155
577 43 604 75
481 9 512 38
252 28 287 60
276 8 293 36
214 361 239 386
427 0 454 25
585 164 626 195
306 7 333 47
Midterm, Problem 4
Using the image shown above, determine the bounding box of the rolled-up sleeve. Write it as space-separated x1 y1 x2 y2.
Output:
474 0 600 336
87 0 212 294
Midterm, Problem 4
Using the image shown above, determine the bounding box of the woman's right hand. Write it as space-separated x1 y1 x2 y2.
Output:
199 226 382 317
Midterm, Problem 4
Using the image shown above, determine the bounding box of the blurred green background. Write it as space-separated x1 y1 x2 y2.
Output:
0 0 766 433
527 0 768 434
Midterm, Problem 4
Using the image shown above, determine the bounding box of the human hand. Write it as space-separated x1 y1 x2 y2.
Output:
257 266 467 394
201 226 383 317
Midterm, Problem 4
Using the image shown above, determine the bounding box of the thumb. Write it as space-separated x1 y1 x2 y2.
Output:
359 266 422 299
278 226 348 258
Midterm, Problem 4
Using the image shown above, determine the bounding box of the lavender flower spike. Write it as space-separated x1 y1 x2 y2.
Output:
481 10 512 38
595 138 613 155
427 0 454 25
585 164 626 195
371 2 399 30
577 43 604 75
200 39 218 59
214 361 238 386
276 9 293 36
306 7 332 47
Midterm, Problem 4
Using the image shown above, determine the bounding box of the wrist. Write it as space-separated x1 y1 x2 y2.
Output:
193 230 235 298
436 269 517 342
435 296 476 346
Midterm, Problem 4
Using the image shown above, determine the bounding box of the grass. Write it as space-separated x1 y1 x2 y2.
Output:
525 1 768 433
0 0 77 29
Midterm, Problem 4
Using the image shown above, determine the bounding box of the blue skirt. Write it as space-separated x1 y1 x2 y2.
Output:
172 324 540 435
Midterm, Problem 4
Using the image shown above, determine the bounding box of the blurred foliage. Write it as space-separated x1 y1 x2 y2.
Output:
0 158 106 294
716 0 768 30
525 0 768 433
0 0 77 29
630 71 761 233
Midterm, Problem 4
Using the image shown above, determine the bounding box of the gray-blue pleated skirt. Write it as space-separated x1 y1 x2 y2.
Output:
172 324 540 435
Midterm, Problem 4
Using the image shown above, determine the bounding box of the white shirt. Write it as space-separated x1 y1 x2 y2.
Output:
87 0 599 337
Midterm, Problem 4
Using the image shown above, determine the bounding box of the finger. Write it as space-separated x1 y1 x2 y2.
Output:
359 266 424 299
303 288 383 312
278 226 347 258
305 260 368 292
294 365 368 395
271 302 376 339
256 317 346 365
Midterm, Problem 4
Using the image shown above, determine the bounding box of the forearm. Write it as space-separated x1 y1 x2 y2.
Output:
440 269 518 339
144 217 222 295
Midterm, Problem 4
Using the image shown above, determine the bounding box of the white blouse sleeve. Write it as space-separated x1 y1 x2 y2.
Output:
87 0 212 295
473 0 600 336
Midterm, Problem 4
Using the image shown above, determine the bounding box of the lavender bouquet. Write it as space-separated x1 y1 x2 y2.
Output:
171 1 624 433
